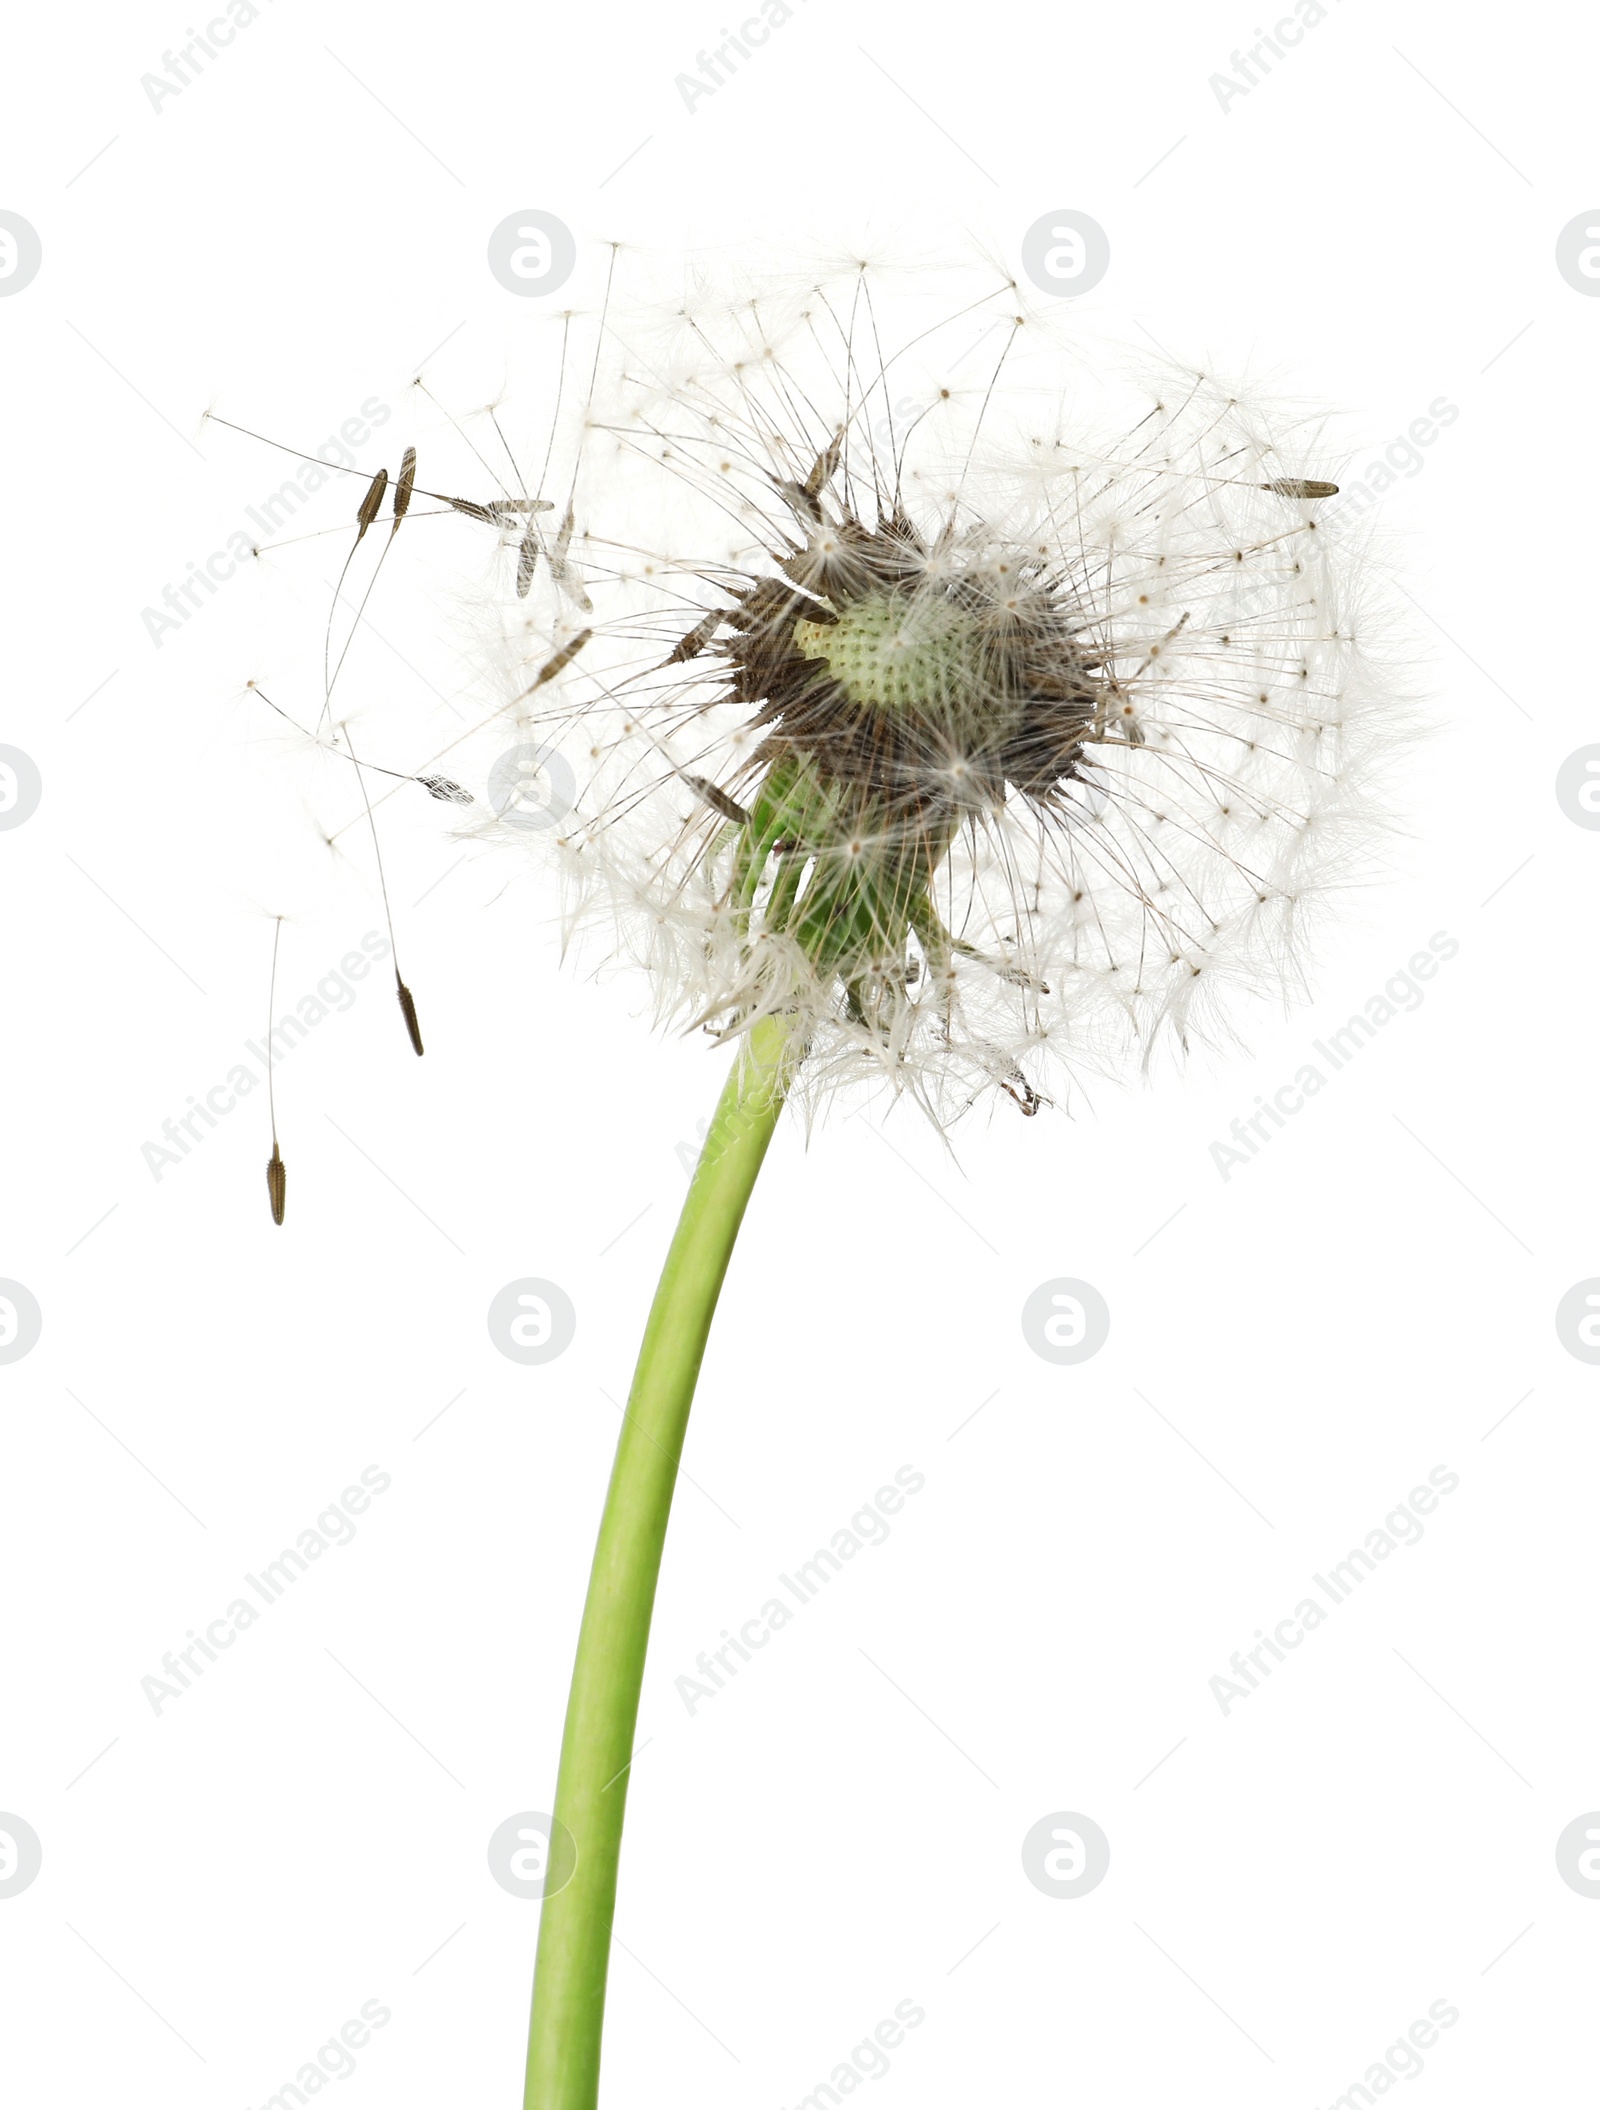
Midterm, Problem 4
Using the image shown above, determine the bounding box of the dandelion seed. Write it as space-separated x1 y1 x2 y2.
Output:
250 684 466 805
344 725 424 1059
660 606 730 666
681 773 751 824
264 917 287 1227
517 627 593 697
354 467 389 540
446 494 555 525
547 504 593 612
395 978 424 1057
516 519 542 598
415 773 474 805
266 1143 286 1226
391 446 417 534
322 465 404 732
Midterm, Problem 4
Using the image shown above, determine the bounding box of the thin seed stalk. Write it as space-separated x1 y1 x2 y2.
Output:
523 1011 797 2110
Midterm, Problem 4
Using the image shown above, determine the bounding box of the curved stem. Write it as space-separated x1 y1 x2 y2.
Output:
524 1012 797 2110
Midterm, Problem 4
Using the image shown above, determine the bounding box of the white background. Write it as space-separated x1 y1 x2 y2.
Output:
2 2 1597 2104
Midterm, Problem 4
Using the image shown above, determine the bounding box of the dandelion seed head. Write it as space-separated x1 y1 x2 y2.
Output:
430 253 1404 1121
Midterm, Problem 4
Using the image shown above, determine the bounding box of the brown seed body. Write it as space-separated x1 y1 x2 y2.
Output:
397 978 424 1056
355 467 390 539
391 447 417 533
519 628 594 697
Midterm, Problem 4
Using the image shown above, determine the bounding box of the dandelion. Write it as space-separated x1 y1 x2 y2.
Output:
236 249 1403 2110
501 263 1395 1137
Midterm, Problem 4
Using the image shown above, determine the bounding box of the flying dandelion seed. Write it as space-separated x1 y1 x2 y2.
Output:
264 916 286 1227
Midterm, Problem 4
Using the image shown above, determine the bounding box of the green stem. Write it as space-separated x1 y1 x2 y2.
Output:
523 1011 797 2110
